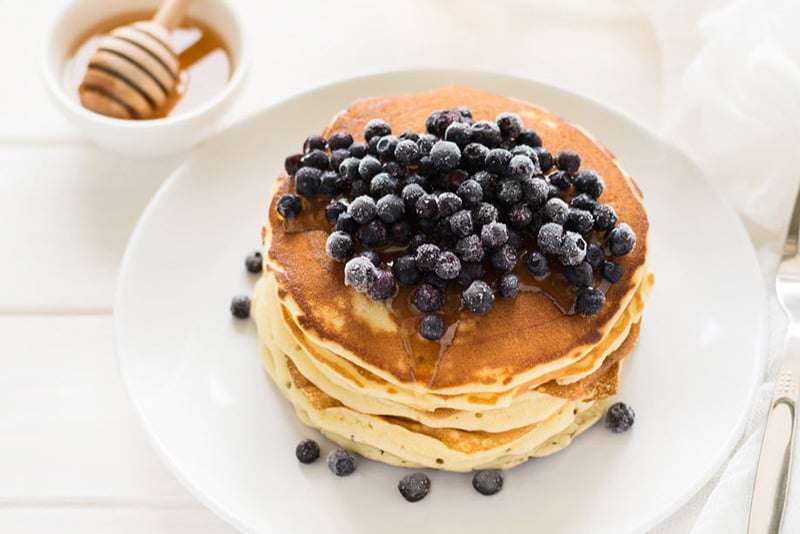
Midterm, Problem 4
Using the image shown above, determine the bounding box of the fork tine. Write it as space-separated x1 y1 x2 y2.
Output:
783 182 800 259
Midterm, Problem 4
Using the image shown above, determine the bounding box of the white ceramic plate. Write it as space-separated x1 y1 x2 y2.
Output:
115 70 768 534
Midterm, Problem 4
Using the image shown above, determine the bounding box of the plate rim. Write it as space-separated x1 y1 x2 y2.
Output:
113 68 769 534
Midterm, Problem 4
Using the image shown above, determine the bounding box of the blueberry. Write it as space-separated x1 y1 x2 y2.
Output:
295 439 320 464
328 130 353 150
455 234 484 262
349 195 377 223
276 194 302 219
358 155 382 180
424 272 449 292
480 221 509 249
404 172 427 187
548 184 561 199
245 251 263 273
521 177 549 208
560 231 588 266
417 134 438 156
449 210 474 238
370 172 398 198
485 148 512 175
394 139 421 165
456 262 485 286
593 204 618 231
415 243 441 272
335 212 359 235
325 231 355 262
462 280 494 314
435 251 462 280
360 250 382 267
329 149 350 171
575 286 605 315
384 161 405 179
537 222 564 254
571 193 599 211
415 194 440 220
368 136 380 156
496 112 523 139
496 180 523 205
284 153 303 175
412 283 443 313
392 255 422 287
573 170 604 198
339 157 361 181
376 135 399 160
433 193 459 218
605 402 635 433
357 219 388 248
452 106 473 121
516 128 543 148
408 234 429 252
327 448 357 476
585 242 605 269
526 251 550 277
344 256 376 292
564 261 593 287
319 170 344 196
606 223 636 256
445 121 472 147
470 121 502 148
507 203 533 228
295 167 322 196
350 179 368 197
456 179 484 208
497 273 520 299
364 119 391 142
490 244 518 273
511 144 535 158
527 210 548 235
544 197 569 225
548 170 571 190
430 141 461 171
506 155 537 181
389 215 410 243
555 151 581 173
472 202 499 226
471 171 496 202
426 109 461 137
303 135 327 153
301 149 329 171
402 183 426 211
398 471 432 502
533 147 553 171
565 208 594 235
472 470 503 496
375 194 405 224
348 141 368 158
419 315 446 341
367 269 396 300
601 261 624 283
506 228 523 249
230 295 250 319
462 143 490 172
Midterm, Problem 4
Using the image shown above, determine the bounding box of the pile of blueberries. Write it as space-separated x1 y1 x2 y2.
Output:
276 107 636 340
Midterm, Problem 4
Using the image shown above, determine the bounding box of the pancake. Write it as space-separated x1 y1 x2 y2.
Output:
255 85 653 471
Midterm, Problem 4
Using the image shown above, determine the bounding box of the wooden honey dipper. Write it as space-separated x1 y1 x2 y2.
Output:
79 0 193 120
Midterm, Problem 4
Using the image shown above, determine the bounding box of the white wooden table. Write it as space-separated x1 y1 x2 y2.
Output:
1 0 771 531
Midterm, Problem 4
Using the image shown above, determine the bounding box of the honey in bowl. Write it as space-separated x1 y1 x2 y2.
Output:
64 11 232 120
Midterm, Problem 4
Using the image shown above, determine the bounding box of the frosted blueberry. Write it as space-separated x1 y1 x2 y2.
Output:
544 197 569 225
537 222 564 254
344 257 377 293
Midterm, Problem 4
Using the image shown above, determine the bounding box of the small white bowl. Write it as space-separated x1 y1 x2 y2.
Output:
42 0 250 156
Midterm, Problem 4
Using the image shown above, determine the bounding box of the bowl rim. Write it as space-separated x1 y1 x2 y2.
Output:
41 0 251 128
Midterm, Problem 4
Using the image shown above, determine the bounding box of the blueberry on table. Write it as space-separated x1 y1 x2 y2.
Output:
521 177 549 208
606 223 636 256
472 470 503 495
555 150 581 173
452 105 473 120
230 295 250 319
605 402 635 433
364 119 392 142
276 194 302 219
526 251 550 277
338 157 361 181
573 169 604 198
462 280 494 314
495 179 523 206
399 130 420 142
417 133 438 156
327 449 357 476
325 231 355 262
456 262 485 286
398 472 432 502
295 439 320 464
419 314 446 341
575 286 606 316
244 251 262 274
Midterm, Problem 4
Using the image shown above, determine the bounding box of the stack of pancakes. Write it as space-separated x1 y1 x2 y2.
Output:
253 86 653 472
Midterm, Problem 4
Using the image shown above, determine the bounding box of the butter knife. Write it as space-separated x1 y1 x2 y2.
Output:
748 188 800 534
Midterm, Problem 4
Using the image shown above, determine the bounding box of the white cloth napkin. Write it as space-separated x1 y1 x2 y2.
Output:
639 0 800 532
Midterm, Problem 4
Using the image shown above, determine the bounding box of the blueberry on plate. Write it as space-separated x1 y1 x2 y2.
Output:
295 439 320 464
605 402 635 433
472 470 503 496
230 295 250 319
398 472 432 502
327 448 357 476
245 251 262 273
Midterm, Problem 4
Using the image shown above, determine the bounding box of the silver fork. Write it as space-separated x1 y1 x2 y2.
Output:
748 188 800 533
